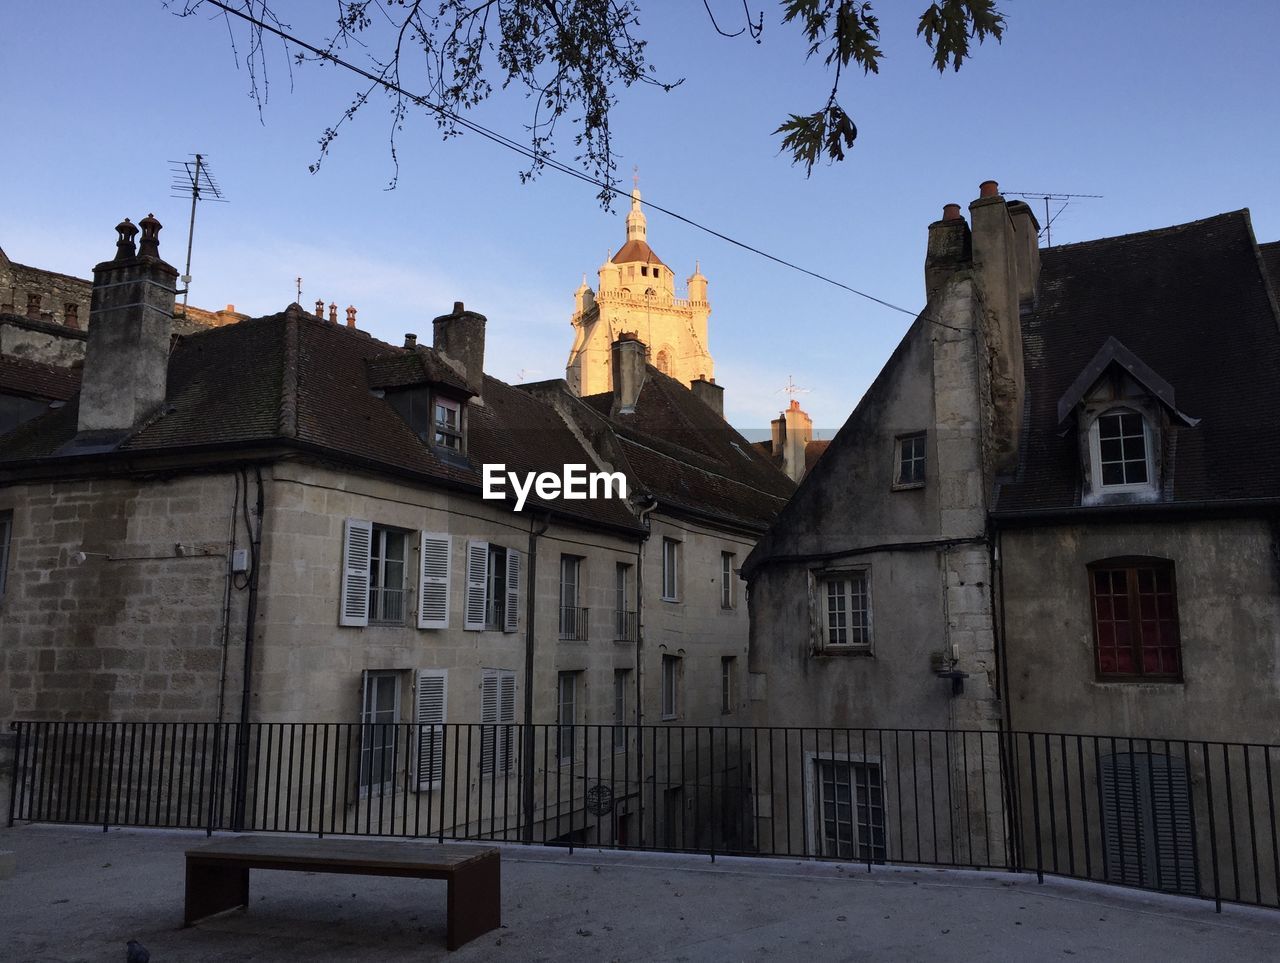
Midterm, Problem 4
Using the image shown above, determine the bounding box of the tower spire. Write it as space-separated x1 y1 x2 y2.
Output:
626 169 646 242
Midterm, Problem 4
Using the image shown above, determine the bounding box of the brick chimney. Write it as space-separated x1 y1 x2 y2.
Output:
77 214 177 433
768 399 813 483
432 301 486 394
924 203 972 302
690 376 724 419
610 332 647 415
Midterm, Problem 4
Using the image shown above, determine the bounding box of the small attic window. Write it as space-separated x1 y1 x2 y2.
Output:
654 268 660 279
434 396 462 451
1089 407 1154 494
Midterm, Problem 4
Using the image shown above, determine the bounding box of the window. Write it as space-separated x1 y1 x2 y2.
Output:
613 669 630 750
369 526 407 624
814 760 886 862
359 671 401 796
661 538 680 602
821 570 871 650
721 657 736 714
414 669 447 791
894 431 927 488
0 510 11 601
661 654 680 721
433 396 462 451
557 671 578 762
480 669 517 776
641 265 648 276
615 562 636 641
1091 408 1153 491
1089 559 1182 681
463 541 520 632
720 552 736 609
559 555 587 640
656 349 671 375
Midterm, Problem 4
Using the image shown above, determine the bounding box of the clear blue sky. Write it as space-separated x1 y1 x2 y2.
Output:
3 2 1277 431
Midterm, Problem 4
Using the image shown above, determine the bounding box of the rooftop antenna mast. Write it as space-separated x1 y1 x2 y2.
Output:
1004 191 1102 247
168 153 227 314
777 375 811 404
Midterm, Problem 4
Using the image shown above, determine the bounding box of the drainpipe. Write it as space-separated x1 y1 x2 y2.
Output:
630 493 659 847
521 510 551 843
232 467 265 831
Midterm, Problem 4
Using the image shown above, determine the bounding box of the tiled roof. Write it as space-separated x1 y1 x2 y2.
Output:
995 210 1280 514
366 351 473 395
805 440 831 472
0 354 80 401
568 368 794 530
611 240 666 266
0 305 642 533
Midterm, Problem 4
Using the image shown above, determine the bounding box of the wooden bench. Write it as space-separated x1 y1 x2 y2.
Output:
184 835 500 951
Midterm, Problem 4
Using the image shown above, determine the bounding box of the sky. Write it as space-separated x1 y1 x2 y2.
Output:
3 2 1278 433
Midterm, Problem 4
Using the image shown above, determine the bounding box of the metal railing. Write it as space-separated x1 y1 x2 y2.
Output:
8 722 1279 912
558 606 589 640
615 610 638 642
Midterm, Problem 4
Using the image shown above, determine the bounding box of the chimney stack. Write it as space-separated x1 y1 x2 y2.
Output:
404 333 417 349
346 305 357 328
328 302 338 324
64 303 79 329
772 399 813 483
432 301 486 395
610 332 647 415
690 375 724 419
314 299 324 319
924 203 972 302
77 215 177 433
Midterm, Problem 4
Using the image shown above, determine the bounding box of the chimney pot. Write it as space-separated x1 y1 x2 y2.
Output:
328 302 337 324
346 305 357 328
943 203 963 221
114 218 138 260
226 304 235 312
26 294 40 318
137 213 162 258
453 301 465 314
314 299 324 319
64 303 79 329
404 333 417 349
979 180 1000 198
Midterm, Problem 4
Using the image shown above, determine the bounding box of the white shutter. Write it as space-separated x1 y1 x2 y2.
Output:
415 669 447 791
417 532 451 629
480 670 499 775
504 549 521 633
464 540 489 631
340 518 373 627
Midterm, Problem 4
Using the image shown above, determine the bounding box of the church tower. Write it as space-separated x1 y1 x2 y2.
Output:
566 182 714 396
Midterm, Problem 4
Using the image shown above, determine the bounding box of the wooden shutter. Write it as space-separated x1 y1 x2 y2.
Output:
480 669 499 775
1100 751 1197 894
464 540 489 631
504 549 521 633
480 669 518 775
340 518 373 627
417 532 451 629
415 669 447 791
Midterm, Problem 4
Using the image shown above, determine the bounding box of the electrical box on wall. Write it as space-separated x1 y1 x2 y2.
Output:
231 549 250 573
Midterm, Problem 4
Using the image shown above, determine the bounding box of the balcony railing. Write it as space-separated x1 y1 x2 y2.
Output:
614 610 638 642
9 722 1280 912
559 606 589 640
368 587 405 625
484 600 504 631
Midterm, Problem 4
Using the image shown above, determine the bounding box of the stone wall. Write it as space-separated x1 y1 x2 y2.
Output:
0 473 247 724
0 315 87 367
0 251 91 329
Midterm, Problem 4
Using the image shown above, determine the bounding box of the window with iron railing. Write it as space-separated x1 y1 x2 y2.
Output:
368 526 407 625
559 606 589 641
614 609 638 641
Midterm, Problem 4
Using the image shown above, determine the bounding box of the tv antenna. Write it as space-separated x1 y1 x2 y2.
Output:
777 375 811 402
1004 191 1102 247
168 153 228 314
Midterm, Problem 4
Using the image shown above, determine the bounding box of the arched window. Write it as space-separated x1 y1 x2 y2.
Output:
656 349 671 375
1090 407 1153 491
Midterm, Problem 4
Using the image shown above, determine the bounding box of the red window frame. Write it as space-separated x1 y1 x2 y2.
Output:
1088 558 1182 682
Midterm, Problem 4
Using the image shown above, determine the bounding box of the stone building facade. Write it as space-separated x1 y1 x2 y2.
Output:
565 185 715 396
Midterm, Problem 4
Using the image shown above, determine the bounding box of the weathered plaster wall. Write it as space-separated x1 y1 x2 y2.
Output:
0 474 246 724
0 316 87 367
1001 517 1280 743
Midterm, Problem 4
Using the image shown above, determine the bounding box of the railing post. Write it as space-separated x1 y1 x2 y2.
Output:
1028 733 1044 884
7 722 23 828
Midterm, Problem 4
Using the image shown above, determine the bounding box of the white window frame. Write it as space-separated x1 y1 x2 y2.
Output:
804 751 888 863
720 552 735 609
661 538 680 602
368 525 408 625
433 395 463 451
893 431 927 489
661 654 680 721
557 671 578 763
480 668 517 776
1089 407 1156 494
359 670 401 798
819 568 872 652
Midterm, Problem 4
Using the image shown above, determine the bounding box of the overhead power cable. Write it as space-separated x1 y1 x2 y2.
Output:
201 0 969 333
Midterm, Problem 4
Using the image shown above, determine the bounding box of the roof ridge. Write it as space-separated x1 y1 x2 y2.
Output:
1042 209 1250 253
279 309 300 438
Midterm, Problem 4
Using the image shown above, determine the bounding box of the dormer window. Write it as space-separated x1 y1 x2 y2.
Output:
1095 409 1149 487
434 396 462 451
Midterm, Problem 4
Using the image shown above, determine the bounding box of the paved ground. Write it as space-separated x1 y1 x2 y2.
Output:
2 824 1279 962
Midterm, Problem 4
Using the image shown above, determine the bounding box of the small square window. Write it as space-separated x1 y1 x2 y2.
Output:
434 396 463 451
893 432 927 489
